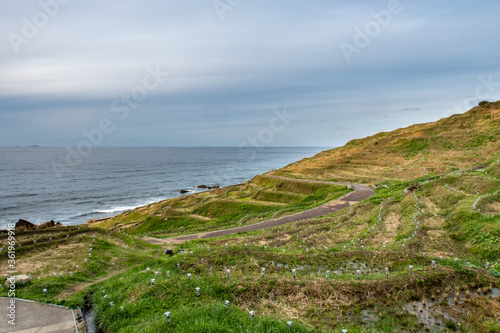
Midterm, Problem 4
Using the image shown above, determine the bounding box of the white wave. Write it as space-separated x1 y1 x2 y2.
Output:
93 198 167 214
94 206 141 214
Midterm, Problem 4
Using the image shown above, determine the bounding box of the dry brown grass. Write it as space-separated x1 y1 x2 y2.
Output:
2 241 87 277
369 212 401 247
273 105 500 183
231 269 499 330
485 202 500 214
188 214 212 221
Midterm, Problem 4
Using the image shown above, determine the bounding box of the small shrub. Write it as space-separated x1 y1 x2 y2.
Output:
445 319 458 331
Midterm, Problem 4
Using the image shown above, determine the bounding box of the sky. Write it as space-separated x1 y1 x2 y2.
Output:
1 0 500 148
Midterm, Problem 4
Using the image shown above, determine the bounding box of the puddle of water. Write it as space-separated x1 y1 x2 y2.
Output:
404 287 499 331
404 301 452 332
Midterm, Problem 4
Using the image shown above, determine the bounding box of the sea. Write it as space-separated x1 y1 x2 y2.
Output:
0 146 328 229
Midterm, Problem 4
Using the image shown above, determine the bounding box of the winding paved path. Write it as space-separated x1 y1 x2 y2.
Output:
141 176 374 245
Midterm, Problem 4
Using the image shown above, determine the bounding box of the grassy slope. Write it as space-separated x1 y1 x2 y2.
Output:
99 175 351 237
1 103 499 332
273 102 500 183
0 226 158 307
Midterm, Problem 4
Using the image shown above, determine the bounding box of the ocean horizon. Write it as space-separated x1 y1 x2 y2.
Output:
0 146 329 229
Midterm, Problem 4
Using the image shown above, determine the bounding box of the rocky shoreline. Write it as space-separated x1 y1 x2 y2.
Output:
8 219 63 232
9 184 223 231
180 184 220 194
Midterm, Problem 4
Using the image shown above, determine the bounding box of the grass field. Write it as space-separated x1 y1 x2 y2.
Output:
1 103 499 332
99 175 352 238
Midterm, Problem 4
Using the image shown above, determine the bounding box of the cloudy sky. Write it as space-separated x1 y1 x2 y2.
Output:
1 0 499 147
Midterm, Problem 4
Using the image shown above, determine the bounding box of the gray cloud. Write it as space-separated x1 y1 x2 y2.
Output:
1 0 500 147
401 108 422 112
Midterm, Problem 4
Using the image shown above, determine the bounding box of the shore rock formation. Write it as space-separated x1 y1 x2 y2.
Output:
38 220 55 229
197 185 220 190
15 219 35 230
14 219 61 231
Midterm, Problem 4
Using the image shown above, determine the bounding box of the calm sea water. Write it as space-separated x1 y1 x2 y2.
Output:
0 147 326 229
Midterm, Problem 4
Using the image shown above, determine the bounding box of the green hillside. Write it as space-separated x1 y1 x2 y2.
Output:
97 174 352 236
1 102 499 332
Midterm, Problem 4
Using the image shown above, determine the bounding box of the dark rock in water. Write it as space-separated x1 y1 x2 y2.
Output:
180 190 190 194
197 184 219 190
15 219 35 230
38 220 55 229
163 249 174 256
55 222 63 226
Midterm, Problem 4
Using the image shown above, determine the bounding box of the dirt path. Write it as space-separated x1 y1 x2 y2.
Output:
140 177 374 245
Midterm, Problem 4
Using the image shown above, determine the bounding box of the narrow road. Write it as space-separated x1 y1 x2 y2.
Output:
141 176 375 245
